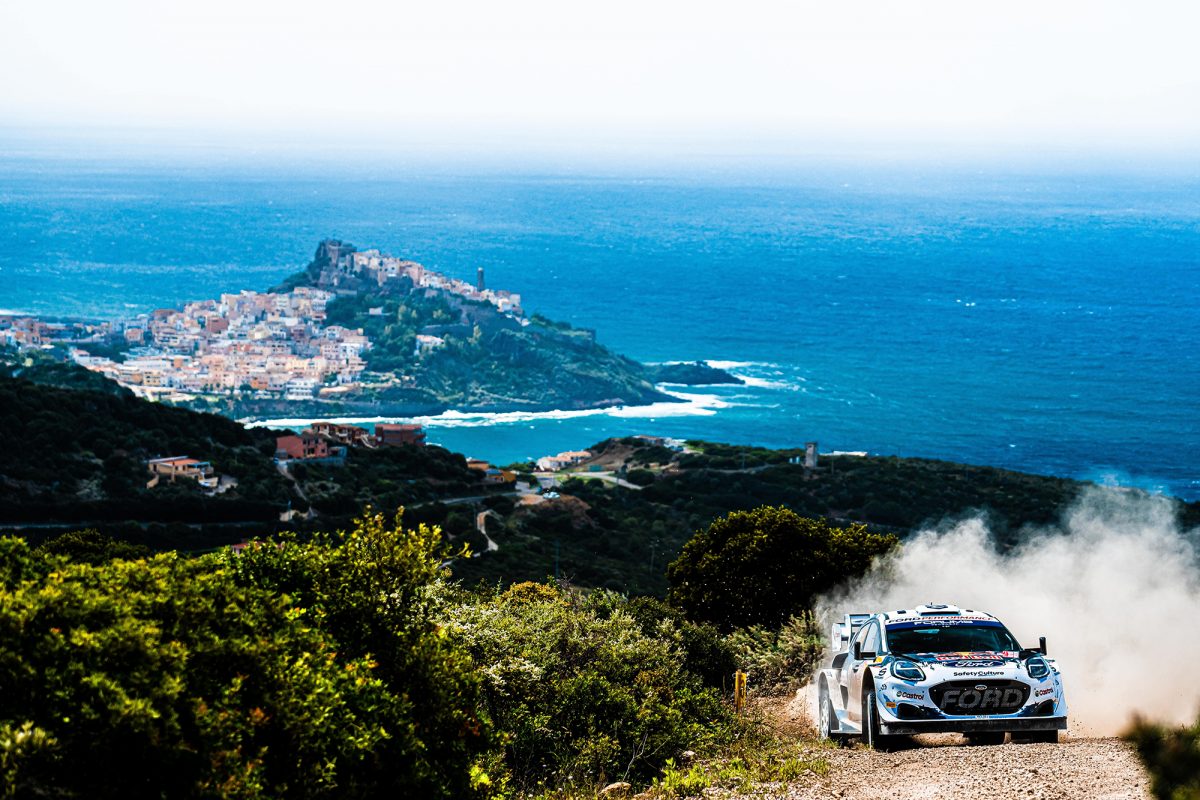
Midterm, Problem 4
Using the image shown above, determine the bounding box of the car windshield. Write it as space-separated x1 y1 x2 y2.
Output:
885 621 1020 654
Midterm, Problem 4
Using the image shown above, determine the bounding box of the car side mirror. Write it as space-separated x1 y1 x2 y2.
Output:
1039 636 1047 655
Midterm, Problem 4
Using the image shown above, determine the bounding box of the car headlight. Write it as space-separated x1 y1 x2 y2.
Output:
1026 656 1051 679
892 660 925 681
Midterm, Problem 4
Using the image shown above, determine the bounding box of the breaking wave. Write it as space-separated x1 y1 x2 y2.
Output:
703 359 806 391
705 360 774 370
246 387 731 431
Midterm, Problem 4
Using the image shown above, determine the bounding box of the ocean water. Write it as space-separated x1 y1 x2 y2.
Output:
2 154 1197 499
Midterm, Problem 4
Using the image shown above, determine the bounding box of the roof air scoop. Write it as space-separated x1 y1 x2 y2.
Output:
916 602 961 615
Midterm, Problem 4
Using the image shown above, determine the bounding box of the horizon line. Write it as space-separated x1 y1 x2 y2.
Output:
3 122 1200 173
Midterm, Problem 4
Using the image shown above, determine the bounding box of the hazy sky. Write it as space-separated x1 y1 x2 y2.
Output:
3 0 1198 156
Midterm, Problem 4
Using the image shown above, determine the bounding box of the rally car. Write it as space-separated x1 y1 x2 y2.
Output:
815 603 1067 748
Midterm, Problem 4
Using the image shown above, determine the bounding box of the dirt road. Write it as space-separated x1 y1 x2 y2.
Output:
747 695 1152 800
767 736 1150 800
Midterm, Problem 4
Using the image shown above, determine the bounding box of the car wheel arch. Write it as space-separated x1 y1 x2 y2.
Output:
860 670 876 704
861 677 895 751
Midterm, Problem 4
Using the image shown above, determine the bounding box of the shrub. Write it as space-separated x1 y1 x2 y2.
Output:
446 583 734 791
221 511 492 798
624 596 739 690
0 512 492 800
1126 717 1200 800
34 528 150 564
625 468 656 487
726 613 825 694
666 505 898 630
501 580 566 606
0 546 399 798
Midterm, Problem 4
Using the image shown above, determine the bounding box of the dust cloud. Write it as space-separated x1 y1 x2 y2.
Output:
816 488 1200 735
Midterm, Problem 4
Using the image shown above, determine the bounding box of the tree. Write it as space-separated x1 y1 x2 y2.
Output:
666 505 898 630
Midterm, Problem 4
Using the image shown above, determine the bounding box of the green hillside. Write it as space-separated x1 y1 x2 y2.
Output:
266 242 676 413
0 372 483 550
450 437 1200 595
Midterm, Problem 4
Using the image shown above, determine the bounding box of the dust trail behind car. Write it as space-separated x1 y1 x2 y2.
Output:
816 488 1200 735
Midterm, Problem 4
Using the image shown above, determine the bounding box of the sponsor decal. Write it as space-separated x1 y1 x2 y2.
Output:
1035 688 1054 697
887 619 1003 629
897 690 924 700
934 651 1016 661
956 670 1004 676
942 687 1025 710
889 615 995 622
944 660 1005 668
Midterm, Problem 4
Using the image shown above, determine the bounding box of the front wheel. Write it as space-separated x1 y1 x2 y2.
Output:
863 689 893 751
1013 730 1059 744
818 682 841 743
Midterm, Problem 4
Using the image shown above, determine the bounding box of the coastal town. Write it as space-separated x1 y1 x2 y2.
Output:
0 242 524 405
0 241 708 509
151 417 691 508
4 238 691 419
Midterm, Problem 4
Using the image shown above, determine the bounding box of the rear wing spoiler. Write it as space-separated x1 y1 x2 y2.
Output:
831 613 873 653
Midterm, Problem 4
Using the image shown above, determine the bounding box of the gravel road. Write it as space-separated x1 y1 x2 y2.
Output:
735 695 1153 800
763 735 1151 800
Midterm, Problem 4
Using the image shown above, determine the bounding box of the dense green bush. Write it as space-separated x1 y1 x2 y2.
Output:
726 613 825 694
622 596 739 690
34 528 151 564
1126 718 1200 799
446 582 735 792
0 513 492 799
0 517 756 798
625 468 657 487
666 505 898 630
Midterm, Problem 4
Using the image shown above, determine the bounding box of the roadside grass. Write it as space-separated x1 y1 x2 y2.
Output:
651 738 832 798
516 703 835 800
645 695 837 799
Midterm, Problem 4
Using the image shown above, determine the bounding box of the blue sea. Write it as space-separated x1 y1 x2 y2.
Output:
2 151 1197 499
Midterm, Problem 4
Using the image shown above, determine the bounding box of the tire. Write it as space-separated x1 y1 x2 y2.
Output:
818 681 841 743
965 732 1006 746
1013 729 1059 744
863 689 893 751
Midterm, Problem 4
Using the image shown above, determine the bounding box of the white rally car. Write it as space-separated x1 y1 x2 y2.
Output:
816 603 1067 748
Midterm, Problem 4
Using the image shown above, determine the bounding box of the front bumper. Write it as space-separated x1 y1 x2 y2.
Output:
881 716 1068 735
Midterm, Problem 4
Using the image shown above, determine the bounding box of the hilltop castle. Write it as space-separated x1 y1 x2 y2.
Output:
314 240 521 315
